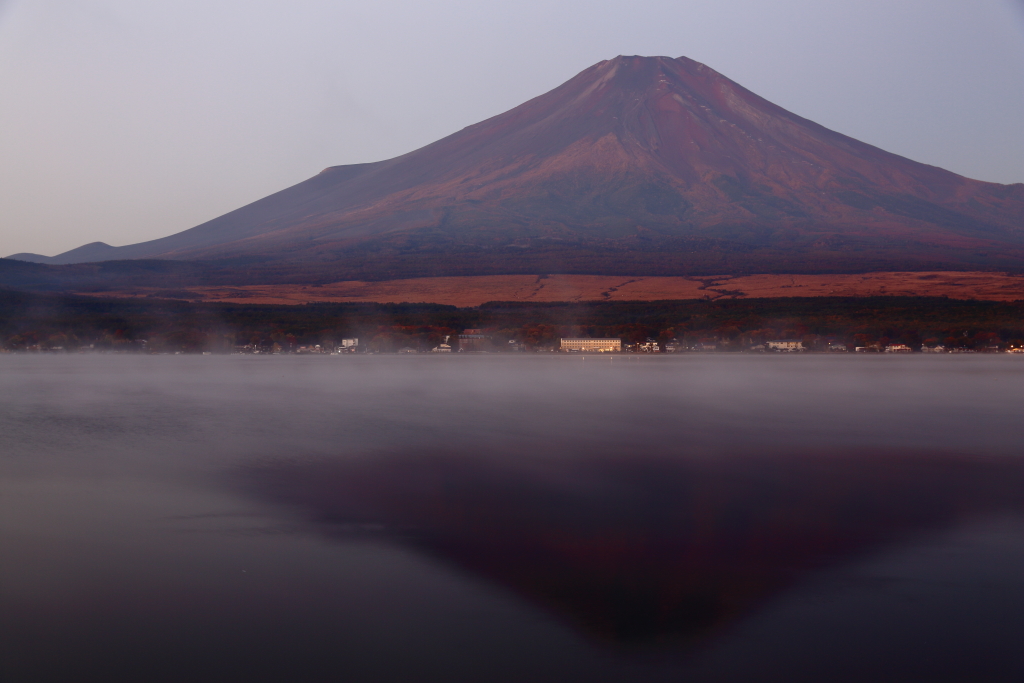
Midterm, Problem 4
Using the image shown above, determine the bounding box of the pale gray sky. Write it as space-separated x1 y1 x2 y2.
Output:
2 0 1023 257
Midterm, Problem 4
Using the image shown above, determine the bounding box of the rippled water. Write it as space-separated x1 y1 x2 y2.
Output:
3 354 1024 682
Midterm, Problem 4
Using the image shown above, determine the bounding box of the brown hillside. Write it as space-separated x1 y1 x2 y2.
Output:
78 271 1024 307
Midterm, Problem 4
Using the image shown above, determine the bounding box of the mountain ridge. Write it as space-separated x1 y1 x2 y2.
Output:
10 55 1024 277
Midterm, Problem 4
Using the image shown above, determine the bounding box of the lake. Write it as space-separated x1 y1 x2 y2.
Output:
2 354 1024 682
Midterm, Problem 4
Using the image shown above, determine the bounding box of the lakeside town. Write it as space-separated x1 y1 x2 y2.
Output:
6 329 1024 355
6 290 1024 356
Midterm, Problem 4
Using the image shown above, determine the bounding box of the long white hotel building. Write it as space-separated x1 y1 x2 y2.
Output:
560 338 622 352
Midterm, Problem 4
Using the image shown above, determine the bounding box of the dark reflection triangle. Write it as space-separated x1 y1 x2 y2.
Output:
240 450 1024 647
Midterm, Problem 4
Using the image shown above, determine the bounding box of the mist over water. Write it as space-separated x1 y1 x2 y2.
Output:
3 355 1024 682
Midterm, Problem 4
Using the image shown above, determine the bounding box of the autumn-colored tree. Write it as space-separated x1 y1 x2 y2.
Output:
521 324 558 349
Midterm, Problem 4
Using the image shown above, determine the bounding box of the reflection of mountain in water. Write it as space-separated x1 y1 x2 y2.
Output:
243 451 1024 646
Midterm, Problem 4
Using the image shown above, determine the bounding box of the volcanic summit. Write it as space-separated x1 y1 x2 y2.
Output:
12 55 1024 278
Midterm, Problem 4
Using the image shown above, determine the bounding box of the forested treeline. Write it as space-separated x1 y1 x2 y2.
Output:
2 289 1024 352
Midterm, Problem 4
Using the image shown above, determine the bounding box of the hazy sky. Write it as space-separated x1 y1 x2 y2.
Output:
2 0 1023 257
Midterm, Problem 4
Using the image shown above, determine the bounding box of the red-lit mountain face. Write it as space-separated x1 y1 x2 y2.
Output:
14 56 1024 277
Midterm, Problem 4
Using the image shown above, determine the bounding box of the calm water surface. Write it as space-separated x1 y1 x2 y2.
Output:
2 354 1024 682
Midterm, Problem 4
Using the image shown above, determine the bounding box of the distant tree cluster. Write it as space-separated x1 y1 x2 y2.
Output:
3 289 1024 353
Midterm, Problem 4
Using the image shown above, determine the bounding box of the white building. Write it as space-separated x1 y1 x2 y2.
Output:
884 344 912 353
766 340 803 352
560 338 621 352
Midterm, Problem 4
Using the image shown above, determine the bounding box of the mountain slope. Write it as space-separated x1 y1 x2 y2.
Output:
13 55 1024 276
